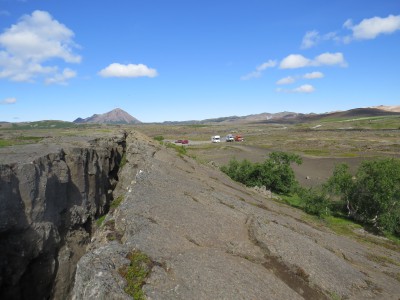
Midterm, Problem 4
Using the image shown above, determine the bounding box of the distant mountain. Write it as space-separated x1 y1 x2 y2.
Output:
161 107 400 125
253 107 400 124
74 108 141 124
371 105 400 113
161 111 301 125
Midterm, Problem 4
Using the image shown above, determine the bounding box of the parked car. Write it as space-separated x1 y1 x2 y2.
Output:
234 135 244 142
211 135 221 143
226 134 234 142
175 139 189 144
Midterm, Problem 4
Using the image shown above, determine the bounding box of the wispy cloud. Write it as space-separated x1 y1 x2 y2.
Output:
45 68 76 85
0 10 80 84
301 14 400 48
276 72 324 85
301 31 337 49
240 60 277 80
279 52 346 69
1 97 17 104
276 76 295 85
98 63 158 78
0 10 11 17
303 71 324 79
276 84 315 94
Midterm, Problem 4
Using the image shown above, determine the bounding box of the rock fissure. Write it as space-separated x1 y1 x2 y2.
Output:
0 134 126 300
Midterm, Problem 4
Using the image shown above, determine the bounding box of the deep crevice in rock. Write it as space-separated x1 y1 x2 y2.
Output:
0 135 127 300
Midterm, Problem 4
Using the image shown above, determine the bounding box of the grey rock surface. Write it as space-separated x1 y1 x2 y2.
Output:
72 131 400 299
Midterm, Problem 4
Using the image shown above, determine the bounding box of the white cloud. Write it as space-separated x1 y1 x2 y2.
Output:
0 10 80 83
276 76 295 85
312 52 347 67
294 84 315 93
280 52 346 69
276 72 324 85
300 31 338 49
303 71 324 79
301 30 320 49
276 84 315 94
1 97 17 104
98 63 158 78
241 60 277 80
280 54 310 69
256 60 277 71
344 14 400 40
45 68 76 85
302 14 400 47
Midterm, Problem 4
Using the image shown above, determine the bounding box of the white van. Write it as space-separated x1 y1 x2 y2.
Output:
211 135 221 143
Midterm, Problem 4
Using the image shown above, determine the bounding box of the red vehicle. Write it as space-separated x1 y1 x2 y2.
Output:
234 135 244 142
175 139 189 144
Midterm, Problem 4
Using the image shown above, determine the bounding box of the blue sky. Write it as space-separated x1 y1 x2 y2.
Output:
0 0 399 122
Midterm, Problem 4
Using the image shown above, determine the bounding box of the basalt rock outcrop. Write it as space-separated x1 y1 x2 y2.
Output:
0 134 125 299
1 130 400 300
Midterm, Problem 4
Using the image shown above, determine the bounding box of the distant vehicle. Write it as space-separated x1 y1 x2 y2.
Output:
175 139 189 144
211 135 221 143
234 135 244 142
226 134 234 142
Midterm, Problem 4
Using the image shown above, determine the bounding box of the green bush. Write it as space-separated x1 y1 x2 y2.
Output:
326 158 400 235
300 188 331 217
153 135 164 142
221 152 302 195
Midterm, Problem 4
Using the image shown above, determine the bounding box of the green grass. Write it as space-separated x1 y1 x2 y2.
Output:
0 136 43 147
119 250 153 299
96 215 106 227
366 253 400 267
110 195 124 210
302 149 330 156
119 153 127 168
153 135 164 142
9 120 77 130
165 142 187 156
0 139 14 147
323 215 363 236
280 194 303 209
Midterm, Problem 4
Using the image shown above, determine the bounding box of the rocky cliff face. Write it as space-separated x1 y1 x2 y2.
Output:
0 135 125 299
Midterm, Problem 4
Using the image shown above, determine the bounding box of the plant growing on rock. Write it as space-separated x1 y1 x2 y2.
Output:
119 250 153 299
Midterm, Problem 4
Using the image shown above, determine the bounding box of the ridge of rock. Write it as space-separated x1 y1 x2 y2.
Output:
72 130 400 299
